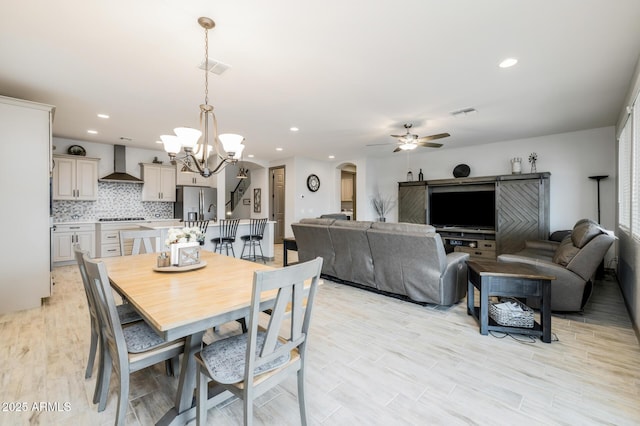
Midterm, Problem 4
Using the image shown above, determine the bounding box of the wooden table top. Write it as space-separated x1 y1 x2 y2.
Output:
100 251 274 339
467 260 556 281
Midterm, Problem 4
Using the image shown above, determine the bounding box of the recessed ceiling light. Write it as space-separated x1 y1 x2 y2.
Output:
87 130 98 134
328 155 335 159
276 147 283 151
156 140 163 144
499 58 518 68
247 154 254 158
97 113 110 119
290 127 299 132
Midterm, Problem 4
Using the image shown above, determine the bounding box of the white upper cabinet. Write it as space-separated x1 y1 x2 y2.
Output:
141 163 176 201
176 168 216 187
52 155 99 200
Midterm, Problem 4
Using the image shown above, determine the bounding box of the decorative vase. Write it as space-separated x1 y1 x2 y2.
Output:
530 161 537 173
407 171 413 181
418 168 424 181
378 217 386 222
170 241 200 266
511 157 522 174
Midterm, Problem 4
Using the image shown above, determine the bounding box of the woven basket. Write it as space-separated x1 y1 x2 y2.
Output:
489 298 534 328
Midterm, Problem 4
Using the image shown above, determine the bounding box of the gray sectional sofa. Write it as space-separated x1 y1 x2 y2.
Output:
291 218 469 305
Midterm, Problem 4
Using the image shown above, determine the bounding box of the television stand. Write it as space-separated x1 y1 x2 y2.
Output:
436 227 496 260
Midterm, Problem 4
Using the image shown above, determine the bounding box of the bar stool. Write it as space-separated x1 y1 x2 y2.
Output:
240 218 268 263
211 218 240 257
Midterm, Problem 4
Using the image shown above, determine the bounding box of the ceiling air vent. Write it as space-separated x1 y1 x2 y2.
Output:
198 58 231 75
450 107 478 117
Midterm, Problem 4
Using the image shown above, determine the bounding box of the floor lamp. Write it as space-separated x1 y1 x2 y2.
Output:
589 175 608 278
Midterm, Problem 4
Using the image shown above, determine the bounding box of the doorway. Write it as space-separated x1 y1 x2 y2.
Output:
269 166 286 243
340 164 356 220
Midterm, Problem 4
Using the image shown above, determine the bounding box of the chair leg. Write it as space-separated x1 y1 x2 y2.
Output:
86 324 99 379
240 241 247 259
97 350 112 412
230 243 236 258
244 388 254 426
297 366 308 426
115 369 129 426
93 336 105 404
257 242 266 264
196 365 208 425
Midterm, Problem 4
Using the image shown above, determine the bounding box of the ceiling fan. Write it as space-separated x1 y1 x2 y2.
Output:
369 124 450 152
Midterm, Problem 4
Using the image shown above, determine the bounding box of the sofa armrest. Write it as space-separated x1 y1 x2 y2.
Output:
440 251 470 305
445 251 470 266
498 254 578 283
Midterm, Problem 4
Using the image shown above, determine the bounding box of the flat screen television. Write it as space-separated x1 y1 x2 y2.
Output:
429 190 496 229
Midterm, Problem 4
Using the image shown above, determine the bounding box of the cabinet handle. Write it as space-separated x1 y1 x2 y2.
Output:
106 235 117 239
106 248 117 253
70 226 80 229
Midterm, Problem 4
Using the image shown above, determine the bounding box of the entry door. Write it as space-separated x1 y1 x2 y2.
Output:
270 166 285 243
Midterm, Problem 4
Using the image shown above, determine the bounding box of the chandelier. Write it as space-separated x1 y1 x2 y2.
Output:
161 17 245 178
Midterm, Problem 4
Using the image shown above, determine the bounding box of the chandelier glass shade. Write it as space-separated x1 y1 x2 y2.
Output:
163 17 245 178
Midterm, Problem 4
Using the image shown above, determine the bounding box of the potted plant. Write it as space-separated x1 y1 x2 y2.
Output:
371 192 396 222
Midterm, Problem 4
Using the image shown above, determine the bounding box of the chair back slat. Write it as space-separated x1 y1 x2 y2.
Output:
82 255 129 371
249 218 268 237
244 257 323 383
184 220 209 234
119 229 161 255
219 218 240 239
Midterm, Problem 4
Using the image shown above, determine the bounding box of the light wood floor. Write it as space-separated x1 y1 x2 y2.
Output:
1 246 639 425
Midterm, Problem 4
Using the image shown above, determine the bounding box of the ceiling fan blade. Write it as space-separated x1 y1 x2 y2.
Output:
392 147 402 153
390 134 406 138
366 142 396 147
417 142 443 148
417 133 450 142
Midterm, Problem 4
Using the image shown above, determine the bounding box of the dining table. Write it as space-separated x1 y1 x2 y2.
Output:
100 250 275 425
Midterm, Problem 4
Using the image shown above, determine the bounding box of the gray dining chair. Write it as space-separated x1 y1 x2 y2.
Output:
119 229 161 255
240 218 268 263
72 245 141 402
195 257 323 425
83 254 185 426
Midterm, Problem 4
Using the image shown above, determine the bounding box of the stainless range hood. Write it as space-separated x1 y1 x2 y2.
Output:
99 144 144 183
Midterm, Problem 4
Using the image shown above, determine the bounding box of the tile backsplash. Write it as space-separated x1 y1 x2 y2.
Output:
53 182 173 221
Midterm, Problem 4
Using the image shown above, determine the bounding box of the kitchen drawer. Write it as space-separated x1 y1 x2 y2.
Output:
100 230 121 244
53 223 95 233
100 243 122 257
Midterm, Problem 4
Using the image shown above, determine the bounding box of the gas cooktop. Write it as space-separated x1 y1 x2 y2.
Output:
98 217 146 222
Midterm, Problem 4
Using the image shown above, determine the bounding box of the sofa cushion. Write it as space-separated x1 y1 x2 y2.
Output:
552 235 580 266
571 220 602 248
370 222 435 234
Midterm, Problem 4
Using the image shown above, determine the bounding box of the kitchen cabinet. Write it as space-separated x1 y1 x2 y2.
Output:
176 169 216 187
52 223 95 263
0 95 53 313
52 154 99 200
141 163 176 201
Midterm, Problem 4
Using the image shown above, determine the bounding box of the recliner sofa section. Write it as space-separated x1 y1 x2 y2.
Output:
291 218 469 305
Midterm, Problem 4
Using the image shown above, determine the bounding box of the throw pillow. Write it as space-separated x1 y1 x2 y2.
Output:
552 236 580 266
571 220 602 248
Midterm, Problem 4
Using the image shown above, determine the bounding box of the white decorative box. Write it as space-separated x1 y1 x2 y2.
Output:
170 242 200 266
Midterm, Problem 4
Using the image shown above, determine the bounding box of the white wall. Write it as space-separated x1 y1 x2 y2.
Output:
363 127 617 234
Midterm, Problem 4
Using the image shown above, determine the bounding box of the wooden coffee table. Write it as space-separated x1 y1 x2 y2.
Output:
466 260 555 343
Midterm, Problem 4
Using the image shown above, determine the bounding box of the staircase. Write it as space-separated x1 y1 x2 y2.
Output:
226 173 252 214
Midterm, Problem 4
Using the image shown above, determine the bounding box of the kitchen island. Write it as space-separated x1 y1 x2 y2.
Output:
144 219 276 260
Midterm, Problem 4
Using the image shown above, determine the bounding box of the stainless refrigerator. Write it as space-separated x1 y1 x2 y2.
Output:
175 186 218 221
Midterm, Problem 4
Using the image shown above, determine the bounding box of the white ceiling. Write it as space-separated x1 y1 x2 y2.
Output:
2 0 640 162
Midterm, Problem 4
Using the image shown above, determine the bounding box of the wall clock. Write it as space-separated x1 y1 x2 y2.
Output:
307 174 320 192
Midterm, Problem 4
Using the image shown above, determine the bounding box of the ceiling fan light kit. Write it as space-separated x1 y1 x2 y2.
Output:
367 123 451 153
